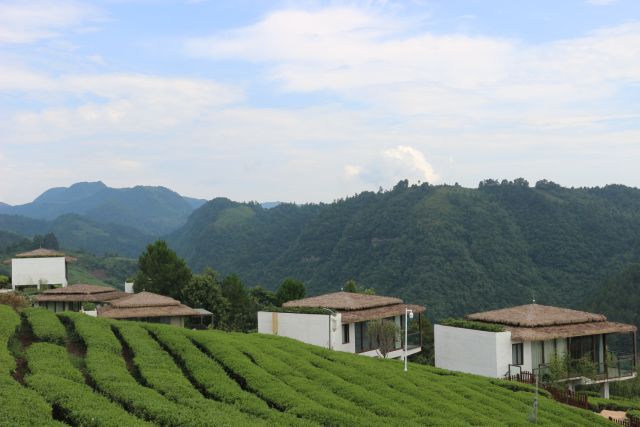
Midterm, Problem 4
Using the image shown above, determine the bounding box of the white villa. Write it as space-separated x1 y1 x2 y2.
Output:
435 304 637 398
258 291 425 359
7 249 75 290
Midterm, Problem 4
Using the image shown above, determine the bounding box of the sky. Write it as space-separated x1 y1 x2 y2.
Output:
1 0 639 205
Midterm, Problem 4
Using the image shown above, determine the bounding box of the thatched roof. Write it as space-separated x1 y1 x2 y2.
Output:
507 322 636 342
35 284 126 303
97 291 200 319
107 291 181 308
466 304 606 327
283 291 403 311
341 304 426 324
16 248 65 258
98 304 200 319
9 248 77 263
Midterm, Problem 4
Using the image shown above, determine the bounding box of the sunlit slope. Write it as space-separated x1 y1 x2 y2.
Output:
1 306 612 426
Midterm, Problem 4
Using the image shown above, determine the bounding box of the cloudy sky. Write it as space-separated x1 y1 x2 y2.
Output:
1 0 639 204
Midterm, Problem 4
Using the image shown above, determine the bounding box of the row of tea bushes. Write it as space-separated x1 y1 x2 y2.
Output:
24 341 150 427
23 308 67 344
0 305 64 426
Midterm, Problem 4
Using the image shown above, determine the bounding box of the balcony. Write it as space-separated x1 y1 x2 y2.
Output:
537 353 636 384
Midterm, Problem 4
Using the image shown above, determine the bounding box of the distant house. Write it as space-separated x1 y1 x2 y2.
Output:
34 284 127 313
97 291 202 327
258 291 425 359
8 249 76 290
434 304 637 398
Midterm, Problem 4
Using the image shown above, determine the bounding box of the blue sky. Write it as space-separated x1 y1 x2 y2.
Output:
1 0 639 204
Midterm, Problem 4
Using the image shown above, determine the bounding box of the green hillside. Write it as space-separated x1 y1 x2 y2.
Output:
1 305 614 426
0 214 154 257
168 180 640 321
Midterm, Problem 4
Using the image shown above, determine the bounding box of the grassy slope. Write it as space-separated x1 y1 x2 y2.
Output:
1 308 617 426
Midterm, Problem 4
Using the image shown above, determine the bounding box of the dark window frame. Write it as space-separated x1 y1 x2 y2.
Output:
342 324 350 344
512 343 524 366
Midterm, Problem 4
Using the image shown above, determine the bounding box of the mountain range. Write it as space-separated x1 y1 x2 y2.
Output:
0 182 207 256
2 179 640 324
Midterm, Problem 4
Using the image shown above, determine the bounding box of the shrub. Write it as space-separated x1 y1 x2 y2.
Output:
439 318 505 332
0 292 29 310
24 308 67 344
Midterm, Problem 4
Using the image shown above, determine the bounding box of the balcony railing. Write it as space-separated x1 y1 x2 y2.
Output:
536 353 636 383
401 331 422 350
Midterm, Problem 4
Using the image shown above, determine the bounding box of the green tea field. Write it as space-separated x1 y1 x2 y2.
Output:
0 305 614 426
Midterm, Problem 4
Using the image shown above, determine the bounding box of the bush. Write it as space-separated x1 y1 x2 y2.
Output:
24 308 67 344
0 292 29 310
439 318 505 332
26 343 84 383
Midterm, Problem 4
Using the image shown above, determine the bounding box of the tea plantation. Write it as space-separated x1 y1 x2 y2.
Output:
0 305 615 426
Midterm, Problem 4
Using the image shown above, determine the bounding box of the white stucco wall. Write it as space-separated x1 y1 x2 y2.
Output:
435 324 513 378
11 257 67 289
258 311 340 349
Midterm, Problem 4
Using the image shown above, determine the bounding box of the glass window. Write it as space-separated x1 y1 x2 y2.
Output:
342 324 350 344
512 343 524 365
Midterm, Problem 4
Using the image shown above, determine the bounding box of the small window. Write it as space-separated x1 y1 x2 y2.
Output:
512 343 524 365
342 324 350 344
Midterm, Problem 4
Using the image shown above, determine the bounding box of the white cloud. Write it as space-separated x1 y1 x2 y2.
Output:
0 0 99 44
1 71 242 142
185 7 640 128
382 145 439 182
344 164 362 178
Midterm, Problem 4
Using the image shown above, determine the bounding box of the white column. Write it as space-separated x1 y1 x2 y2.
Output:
602 382 610 399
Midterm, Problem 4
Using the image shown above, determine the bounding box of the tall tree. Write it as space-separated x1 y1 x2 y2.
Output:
250 286 277 308
221 274 256 331
42 233 59 250
133 240 192 299
276 278 305 306
343 279 376 295
181 268 229 328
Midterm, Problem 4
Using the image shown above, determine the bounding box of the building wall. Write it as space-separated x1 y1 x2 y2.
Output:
258 311 339 349
435 324 512 378
11 257 67 289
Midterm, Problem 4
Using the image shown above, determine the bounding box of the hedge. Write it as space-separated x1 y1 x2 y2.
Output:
0 305 64 426
26 342 84 383
24 308 67 344
113 322 264 426
145 324 305 425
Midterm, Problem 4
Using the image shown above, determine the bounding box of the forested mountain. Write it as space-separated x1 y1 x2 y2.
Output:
0 181 206 235
585 263 640 329
169 180 640 321
0 213 153 257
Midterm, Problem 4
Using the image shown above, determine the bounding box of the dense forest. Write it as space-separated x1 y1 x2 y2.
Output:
168 179 640 321
3 179 640 323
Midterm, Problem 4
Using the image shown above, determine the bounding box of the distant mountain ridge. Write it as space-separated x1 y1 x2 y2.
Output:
0 181 207 236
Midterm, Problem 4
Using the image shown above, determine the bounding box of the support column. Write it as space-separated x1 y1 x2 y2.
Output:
567 383 575 393
601 382 610 399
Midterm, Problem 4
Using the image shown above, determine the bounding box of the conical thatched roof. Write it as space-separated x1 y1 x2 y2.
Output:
283 291 403 311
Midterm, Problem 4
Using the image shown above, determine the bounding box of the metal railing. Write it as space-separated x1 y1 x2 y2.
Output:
536 353 636 383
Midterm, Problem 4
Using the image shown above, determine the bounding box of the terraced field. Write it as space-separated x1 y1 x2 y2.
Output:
0 305 616 426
